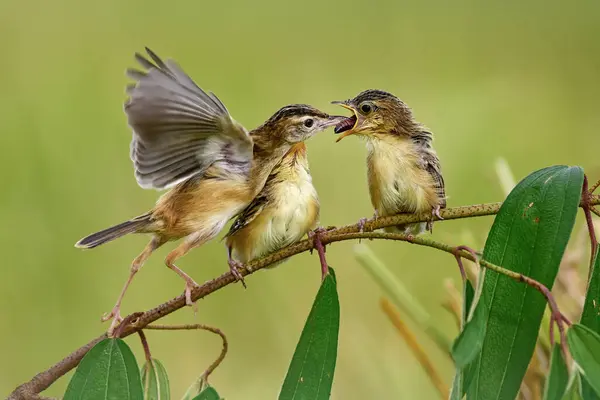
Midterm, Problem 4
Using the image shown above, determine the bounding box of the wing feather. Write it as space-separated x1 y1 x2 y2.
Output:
225 194 268 238
125 48 253 190
414 131 446 208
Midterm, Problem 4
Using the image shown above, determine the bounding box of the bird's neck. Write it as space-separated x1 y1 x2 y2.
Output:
248 142 291 197
367 126 433 151
367 134 417 162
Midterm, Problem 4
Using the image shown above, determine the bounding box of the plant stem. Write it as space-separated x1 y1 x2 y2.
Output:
380 298 449 399
138 330 152 365
146 324 228 384
582 176 599 280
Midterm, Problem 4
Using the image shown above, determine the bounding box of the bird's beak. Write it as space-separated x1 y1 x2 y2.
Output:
331 101 359 143
323 115 348 128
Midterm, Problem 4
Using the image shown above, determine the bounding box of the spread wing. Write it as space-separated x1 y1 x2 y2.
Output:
125 47 253 190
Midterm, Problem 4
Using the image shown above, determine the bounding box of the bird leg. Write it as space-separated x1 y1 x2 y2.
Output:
308 227 332 280
358 211 379 233
164 235 207 312
103 236 164 336
426 205 444 233
227 246 247 288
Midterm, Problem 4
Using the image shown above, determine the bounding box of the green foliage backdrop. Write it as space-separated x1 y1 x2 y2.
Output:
1 0 600 398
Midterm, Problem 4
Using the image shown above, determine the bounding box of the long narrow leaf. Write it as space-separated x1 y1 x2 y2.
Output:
567 324 600 397
468 166 584 400
450 280 475 400
579 248 600 400
452 271 488 369
543 346 569 400
64 338 143 400
279 268 340 400
354 244 450 349
563 372 584 400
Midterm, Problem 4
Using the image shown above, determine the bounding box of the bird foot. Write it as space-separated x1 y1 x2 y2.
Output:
308 227 331 280
308 227 333 254
182 279 201 314
433 205 444 220
357 212 379 233
102 307 123 336
228 259 247 289
427 206 444 233
357 212 379 242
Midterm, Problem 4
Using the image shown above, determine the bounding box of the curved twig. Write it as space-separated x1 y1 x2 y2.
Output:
145 324 228 384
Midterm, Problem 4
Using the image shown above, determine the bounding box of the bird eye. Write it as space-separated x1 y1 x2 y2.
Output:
360 103 372 114
304 118 314 128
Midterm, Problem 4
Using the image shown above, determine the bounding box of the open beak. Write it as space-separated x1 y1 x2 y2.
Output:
322 115 348 128
331 101 359 142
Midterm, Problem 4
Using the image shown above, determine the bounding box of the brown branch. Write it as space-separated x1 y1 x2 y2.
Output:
380 298 449 399
8 197 600 400
138 330 153 397
582 176 599 282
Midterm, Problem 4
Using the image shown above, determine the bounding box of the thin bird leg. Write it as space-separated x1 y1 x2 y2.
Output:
103 236 165 335
308 227 332 280
164 234 208 312
226 246 247 288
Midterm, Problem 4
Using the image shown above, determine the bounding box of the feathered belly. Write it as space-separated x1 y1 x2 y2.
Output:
373 173 432 216
367 143 436 217
248 182 319 261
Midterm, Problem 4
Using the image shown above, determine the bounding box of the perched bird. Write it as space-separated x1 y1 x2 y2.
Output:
224 141 319 270
75 47 344 331
331 89 446 234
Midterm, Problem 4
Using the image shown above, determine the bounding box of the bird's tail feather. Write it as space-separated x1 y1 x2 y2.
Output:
75 213 153 249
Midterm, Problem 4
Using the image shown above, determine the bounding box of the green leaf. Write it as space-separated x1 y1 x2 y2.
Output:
450 280 475 400
543 346 569 400
467 165 584 400
563 372 584 400
64 338 143 400
579 247 600 400
141 358 170 400
567 324 600 397
452 278 488 368
191 386 220 400
279 267 340 400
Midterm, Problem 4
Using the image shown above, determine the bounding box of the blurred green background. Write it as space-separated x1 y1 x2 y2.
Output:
2 0 599 398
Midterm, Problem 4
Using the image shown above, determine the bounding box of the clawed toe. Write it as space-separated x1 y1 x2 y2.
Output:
228 260 247 288
357 213 378 240
432 206 443 220
102 308 123 336
184 282 199 314
357 217 368 233
427 206 444 233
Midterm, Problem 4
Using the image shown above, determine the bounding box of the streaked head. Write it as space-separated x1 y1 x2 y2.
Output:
331 89 417 142
260 104 347 144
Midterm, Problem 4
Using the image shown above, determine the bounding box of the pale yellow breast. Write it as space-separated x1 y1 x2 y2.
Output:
367 136 437 217
232 160 319 263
